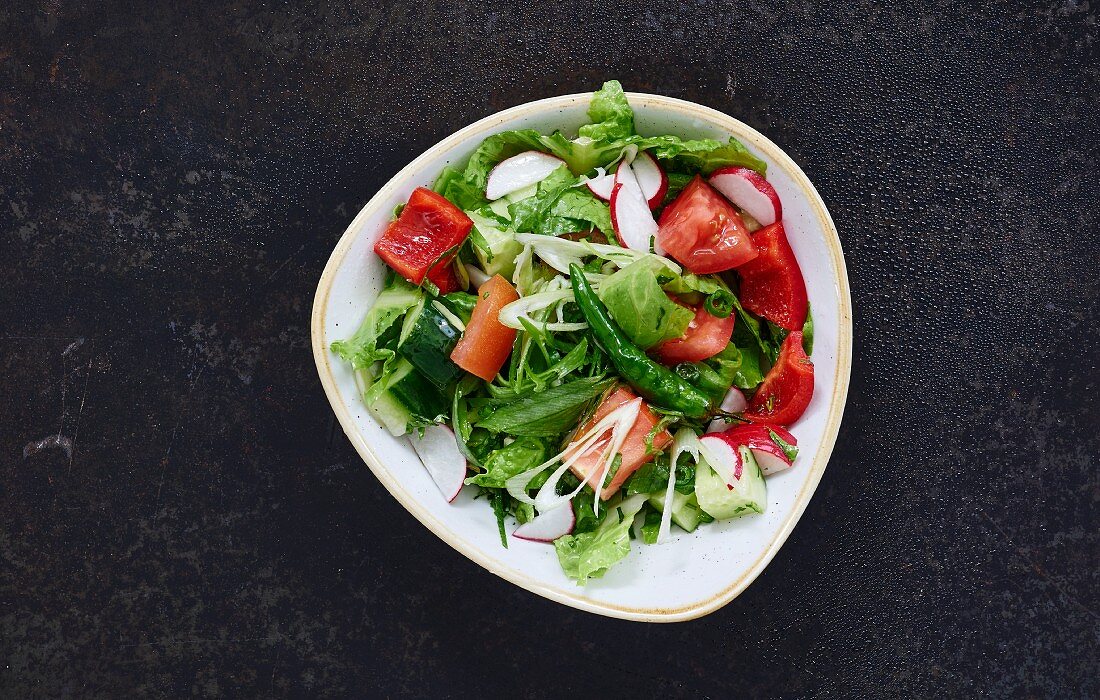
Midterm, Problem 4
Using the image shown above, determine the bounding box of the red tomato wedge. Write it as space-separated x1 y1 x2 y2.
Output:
450 275 519 381
656 175 758 274
735 222 808 331
566 387 672 500
374 187 473 288
651 303 735 365
743 331 814 426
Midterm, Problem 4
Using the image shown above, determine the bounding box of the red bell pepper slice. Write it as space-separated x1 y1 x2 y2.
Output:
743 331 814 426
374 187 472 288
735 222 808 331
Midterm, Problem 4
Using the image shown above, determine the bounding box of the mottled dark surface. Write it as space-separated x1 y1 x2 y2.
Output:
1 1 1097 697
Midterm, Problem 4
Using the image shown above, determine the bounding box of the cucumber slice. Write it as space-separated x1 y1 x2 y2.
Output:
397 300 464 388
646 491 704 533
695 445 767 520
367 359 447 436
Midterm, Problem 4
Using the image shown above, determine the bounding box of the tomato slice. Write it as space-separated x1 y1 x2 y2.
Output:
374 187 473 287
566 387 672 500
651 303 736 365
736 222 807 331
450 275 519 381
743 331 814 426
656 175 758 274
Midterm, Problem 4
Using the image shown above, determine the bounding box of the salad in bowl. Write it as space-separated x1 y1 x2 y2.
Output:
328 81 818 586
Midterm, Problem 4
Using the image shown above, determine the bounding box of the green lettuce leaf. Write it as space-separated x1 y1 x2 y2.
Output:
330 276 422 370
432 166 489 211
731 295 777 382
577 80 635 141
554 495 647 584
465 436 550 488
508 166 614 238
636 135 767 176
598 260 693 348
466 209 522 277
662 272 735 318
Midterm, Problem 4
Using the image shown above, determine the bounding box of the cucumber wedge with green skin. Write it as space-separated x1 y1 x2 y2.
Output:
647 491 704 533
695 441 767 520
367 358 448 436
397 299 465 389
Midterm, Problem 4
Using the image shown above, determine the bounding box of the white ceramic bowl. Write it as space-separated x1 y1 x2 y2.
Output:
312 92 852 622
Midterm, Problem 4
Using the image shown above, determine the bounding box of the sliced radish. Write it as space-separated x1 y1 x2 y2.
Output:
408 425 467 502
485 151 565 200
610 161 659 253
709 167 782 226
712 424 798 476
632 151 669 209
698 434 744 488
585 172 615 201
744 441 792 475
706 387 749 433
513 504 575 542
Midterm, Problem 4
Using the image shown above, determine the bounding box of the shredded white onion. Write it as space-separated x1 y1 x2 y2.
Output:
497 289 587 332
431 300 466 332
515 233 680 276
464 264 491 288
504 399 642 509
659 429 701 544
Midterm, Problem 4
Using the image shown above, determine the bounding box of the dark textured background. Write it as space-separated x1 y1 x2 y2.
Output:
2 1 1097 697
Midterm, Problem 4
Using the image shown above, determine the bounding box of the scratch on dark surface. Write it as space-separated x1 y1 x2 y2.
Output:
152 364 206 516
68 351 94 470
980 510 1098 620
23 434 74 459
266 243 306 283
61 336 86 356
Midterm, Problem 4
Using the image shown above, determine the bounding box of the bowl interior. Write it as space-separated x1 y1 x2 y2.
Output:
312 93 851 621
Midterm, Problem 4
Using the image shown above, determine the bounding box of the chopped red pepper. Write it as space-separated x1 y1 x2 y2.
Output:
735 222 808 331
743 331 814 426
374 187 472 288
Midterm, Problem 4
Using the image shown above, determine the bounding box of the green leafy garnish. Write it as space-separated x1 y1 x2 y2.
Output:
802 303 815 355
465 436 551 489
476 376 614 437
508 165 614 238
554 496 646 584
330 276 422 370
598 260 693 348
577 79 635 141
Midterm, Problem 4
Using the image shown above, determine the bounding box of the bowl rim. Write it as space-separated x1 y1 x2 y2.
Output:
311 91 853 622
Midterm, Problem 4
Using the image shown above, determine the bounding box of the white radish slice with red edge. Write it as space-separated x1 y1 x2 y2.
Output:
706 387 749 433
610 161 660 253
698 434 744 488
585 172 615 200
631 151 669 209
513 504 575 542
485 151 565 200
408 425 467 502
744 441 792 476
709 166 782 226
710 424 798 476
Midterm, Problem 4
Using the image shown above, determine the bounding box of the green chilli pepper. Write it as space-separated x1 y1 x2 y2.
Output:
569 264 712 418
